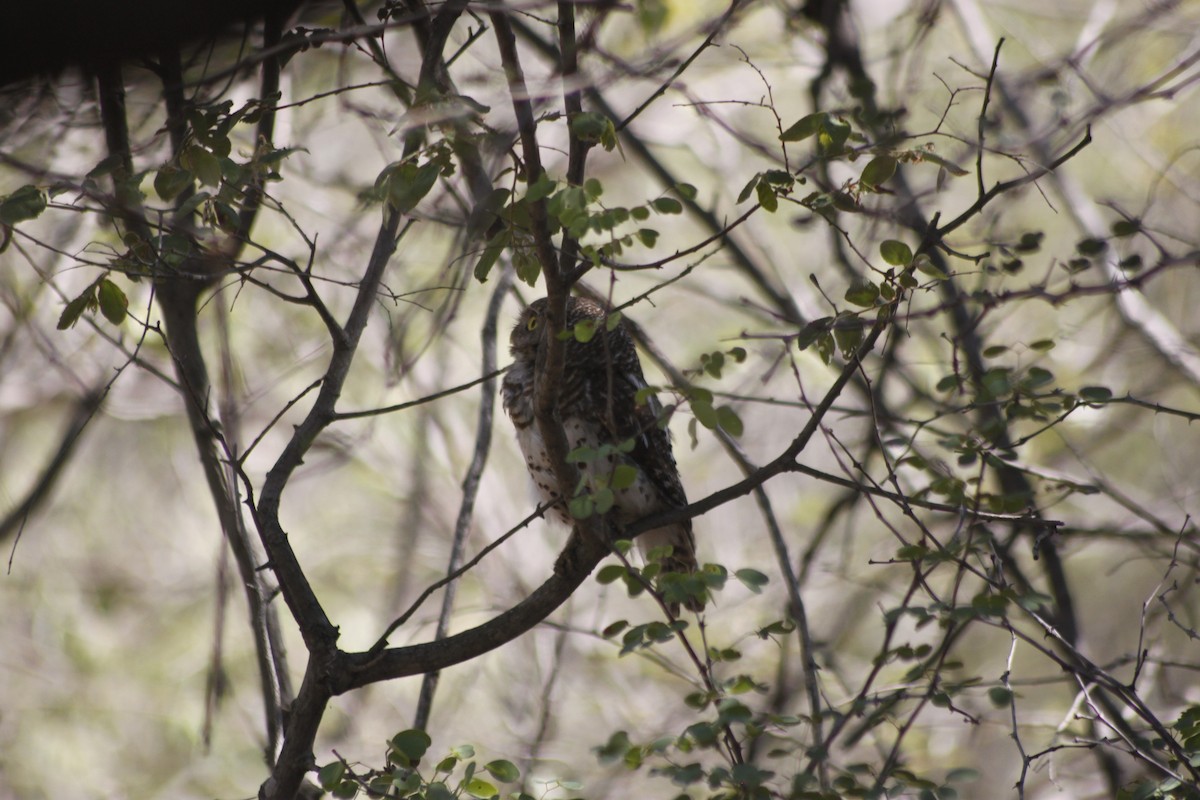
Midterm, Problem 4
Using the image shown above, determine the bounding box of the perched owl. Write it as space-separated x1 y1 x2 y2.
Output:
501 296 702 613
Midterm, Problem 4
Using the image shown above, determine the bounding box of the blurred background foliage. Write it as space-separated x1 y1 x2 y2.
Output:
1 0 1199 798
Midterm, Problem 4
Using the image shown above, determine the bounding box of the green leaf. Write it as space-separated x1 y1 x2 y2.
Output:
912 253 947 279
1119 254 1143 271
87 153 125 179
716 697 753 724
1029 339 1055 351
735 568 769 592
1014 231 1044 253
918 150 969 176
182 145 222 188
736 174 759 204
674 182 698 200
634 386 659 406
755 179 778 212
651 196 683 215
896 543 930 560
880 239 913 266
512 248 541 287
602 619 628 637
762 169 792 186
636 228 659 248
758 619 796 638
1076 237 1107 256
484 760 520 783
175 190 210 221
57 288 95 330
780 112 826 142
611 464 638 489
318 762 347 790
702 351 725 378
583 177 603 201
386 161 441 213
526 173 556 202
96 278 128 325
152 165 194 202
593 487 615 515
567 446 597 464
256 145 305 167
833 313 863 358
860 155 897 187
692 400 718 430
987 687 1013 707
390 729 432 765
464 777 498 798
0 184 48 225
569 495 594 519
595 731 633 763
716 406 743 437
819 116 851 153
473 230 509 283
1023 366 1054 389
946 768 980 783
844 282 879 307
596 565 626 585
815 331 835 364
1111 218 1141 237
332 780 358 799
796 317 830 351
980 367 1012 399
573 318 597 343
569 111 613 144
1079 386 1112 402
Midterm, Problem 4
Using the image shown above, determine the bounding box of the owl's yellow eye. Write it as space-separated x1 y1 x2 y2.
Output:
526 314 540 331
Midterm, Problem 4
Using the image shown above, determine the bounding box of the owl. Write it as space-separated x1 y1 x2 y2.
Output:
501 296 703 613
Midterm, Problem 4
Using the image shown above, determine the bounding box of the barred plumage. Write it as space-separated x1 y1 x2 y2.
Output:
501 296 702 613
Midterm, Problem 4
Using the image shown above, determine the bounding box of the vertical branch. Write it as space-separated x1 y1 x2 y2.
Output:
975 38 1003 199
509 16 806 325
232 5 285 246
556 1 589 275
489 6 579 525
413 269 514 730
166 38 296 757
98 57 296 759
261 2 478 795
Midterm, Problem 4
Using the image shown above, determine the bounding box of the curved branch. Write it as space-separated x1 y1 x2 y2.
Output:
335 530 610 691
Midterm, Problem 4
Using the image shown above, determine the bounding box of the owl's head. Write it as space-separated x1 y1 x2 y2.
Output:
510 297 551 358
509 296 611 358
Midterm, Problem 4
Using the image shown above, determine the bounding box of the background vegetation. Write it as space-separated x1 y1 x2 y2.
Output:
2 1 1199 798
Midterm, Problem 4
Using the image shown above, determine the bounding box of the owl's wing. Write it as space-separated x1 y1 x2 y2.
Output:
609 369 689 511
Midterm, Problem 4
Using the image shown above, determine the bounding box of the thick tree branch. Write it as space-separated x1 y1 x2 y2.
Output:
489 5 578 519
98 58 295 762
336 529 610 690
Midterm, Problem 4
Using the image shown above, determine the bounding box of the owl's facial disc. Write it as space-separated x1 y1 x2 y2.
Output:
510 306 544 356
